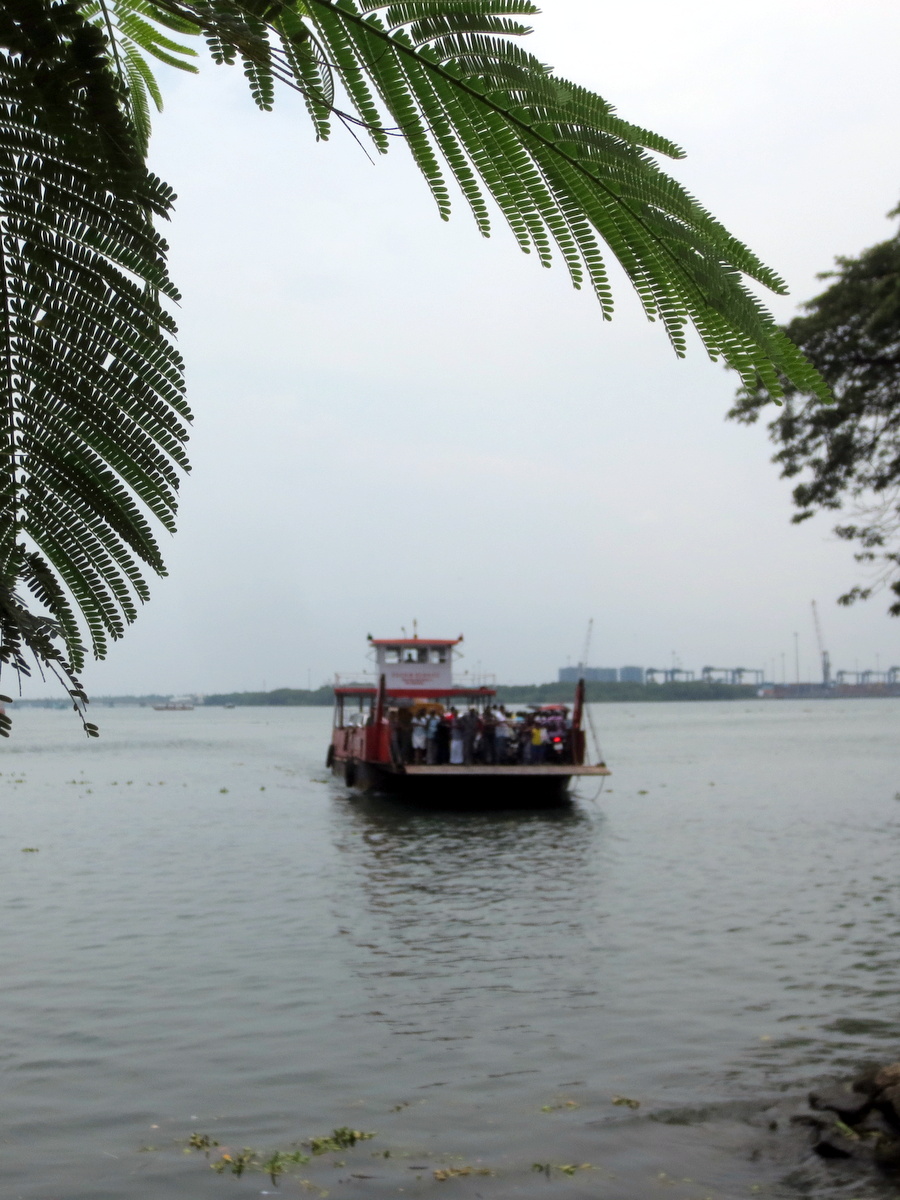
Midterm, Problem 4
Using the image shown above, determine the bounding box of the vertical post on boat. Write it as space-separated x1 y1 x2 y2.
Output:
375 673 386 726
573 676 585 730
572 677 585 765
372 672 389 765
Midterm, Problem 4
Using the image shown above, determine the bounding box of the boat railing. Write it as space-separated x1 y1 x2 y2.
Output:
333 671 377 686
454 671 498 687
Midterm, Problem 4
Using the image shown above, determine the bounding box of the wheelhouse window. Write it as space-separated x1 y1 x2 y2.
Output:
430 648 447 664
402 647 430 663
384 646 400 663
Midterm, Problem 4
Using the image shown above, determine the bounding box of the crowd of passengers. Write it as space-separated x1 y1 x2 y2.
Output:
388 704 574 766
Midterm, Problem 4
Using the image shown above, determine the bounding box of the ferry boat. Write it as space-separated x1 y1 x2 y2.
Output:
327 635 610 805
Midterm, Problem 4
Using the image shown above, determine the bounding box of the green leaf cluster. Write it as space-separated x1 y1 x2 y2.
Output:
729 205 900 614
133 0 830 398
0 0 188 729
81 0 200 152
308 1126 376 1153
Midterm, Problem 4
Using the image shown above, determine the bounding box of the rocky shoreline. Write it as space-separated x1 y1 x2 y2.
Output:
792 1061 900 1172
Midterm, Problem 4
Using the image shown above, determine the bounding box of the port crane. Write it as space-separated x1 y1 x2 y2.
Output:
701 666 731 683
731 667 764 685
860 669 887 684
810 600 831 686
701 666 764 685
646 667 695 682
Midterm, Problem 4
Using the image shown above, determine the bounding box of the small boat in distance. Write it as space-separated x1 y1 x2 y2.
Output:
153 696 195 711
327 634 610 806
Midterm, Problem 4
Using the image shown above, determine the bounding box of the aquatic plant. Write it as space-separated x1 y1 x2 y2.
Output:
532 1161 593 1177
308 1127 375 1154
433 1165 493 1180
187 1132 218 1151
187 1128 376 1184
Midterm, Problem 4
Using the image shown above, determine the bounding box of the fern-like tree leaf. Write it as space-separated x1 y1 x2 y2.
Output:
82 0 200 151
136 0 828 401
0 0 189 733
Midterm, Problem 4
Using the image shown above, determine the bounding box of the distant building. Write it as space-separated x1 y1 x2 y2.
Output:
558 666 618 683
619 666 645 684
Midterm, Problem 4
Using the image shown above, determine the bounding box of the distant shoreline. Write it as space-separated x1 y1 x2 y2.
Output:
204 681 762 705
12 681 760 708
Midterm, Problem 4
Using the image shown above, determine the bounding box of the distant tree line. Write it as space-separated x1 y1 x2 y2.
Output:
203 681 758 707
12 693 172 708
204 687 336 707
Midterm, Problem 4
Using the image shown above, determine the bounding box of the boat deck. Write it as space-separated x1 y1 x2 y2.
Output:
403 764 610 777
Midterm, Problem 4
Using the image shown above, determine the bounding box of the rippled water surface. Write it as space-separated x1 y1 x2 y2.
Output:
2 700 899 1199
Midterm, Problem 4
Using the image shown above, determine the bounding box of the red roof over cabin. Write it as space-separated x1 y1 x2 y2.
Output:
369 637 462 647
334 686 494 699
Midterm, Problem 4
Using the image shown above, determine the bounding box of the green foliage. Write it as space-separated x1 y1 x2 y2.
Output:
204 685 335 705
309 1127 376 1153
532 1161 592 1177
0 0 189 732
143 0 826 400
730 206 900 614
80 0 200 152
187 1132 219 1150
188 1133 302 1183
203 680 758 706
260 1148 312 1183
211 1147 256 1176
187 1130 360 1184
1 0 828 733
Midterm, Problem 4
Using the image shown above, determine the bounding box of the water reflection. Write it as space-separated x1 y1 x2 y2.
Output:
327 795 609 1051
333 793 598 917
339 790 593 850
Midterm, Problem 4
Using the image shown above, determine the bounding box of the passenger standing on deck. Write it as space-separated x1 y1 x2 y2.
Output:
411 713 427 764
512 711 526 762
494 708 510 763
529 718 545 764
426 711 441 764
539 718 550 762
450 711 465 765
481 707 497 764
520 716 533 763
462 708 478 765
439 709 454 764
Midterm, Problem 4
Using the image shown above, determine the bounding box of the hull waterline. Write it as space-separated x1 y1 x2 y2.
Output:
331 760 610 808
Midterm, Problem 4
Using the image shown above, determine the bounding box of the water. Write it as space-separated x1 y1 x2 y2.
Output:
2 700 899 1199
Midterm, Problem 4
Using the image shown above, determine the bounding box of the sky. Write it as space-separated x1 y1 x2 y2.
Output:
22 0 900 696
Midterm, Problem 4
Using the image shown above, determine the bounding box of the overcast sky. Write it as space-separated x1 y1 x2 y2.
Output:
25 0 900 696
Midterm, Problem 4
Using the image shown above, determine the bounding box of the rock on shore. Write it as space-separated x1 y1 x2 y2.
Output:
797 1060 900 1170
